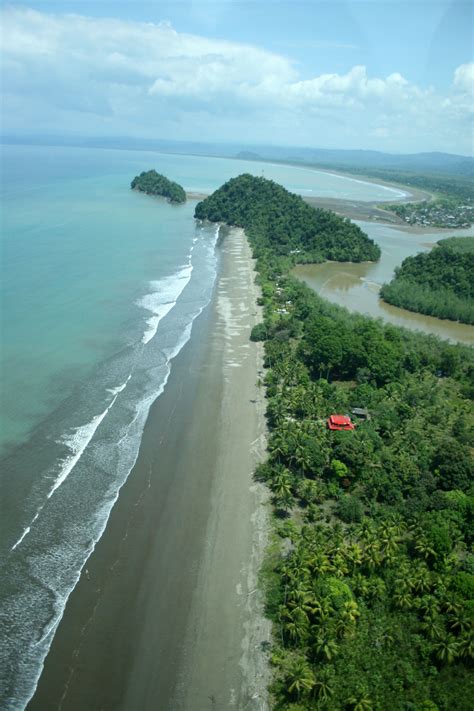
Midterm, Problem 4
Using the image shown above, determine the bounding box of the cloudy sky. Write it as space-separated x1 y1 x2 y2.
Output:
1 0 473 154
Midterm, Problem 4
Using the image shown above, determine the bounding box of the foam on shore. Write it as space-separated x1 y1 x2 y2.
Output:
3 225 221 711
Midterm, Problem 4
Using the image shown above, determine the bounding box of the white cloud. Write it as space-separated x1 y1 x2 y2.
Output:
454 62 474 94
0 7 472 153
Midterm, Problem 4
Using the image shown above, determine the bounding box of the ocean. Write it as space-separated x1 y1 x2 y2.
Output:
0 143 407 709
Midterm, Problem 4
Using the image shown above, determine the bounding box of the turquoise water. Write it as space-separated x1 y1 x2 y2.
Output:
0 143 407 710
1 145 407 455
1 144 221 710
2 157 197 451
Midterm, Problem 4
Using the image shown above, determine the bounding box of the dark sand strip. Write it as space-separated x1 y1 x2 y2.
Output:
27 228 270 711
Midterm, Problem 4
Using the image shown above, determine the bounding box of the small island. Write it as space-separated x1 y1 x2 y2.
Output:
131 169 186 204
380 236 474 324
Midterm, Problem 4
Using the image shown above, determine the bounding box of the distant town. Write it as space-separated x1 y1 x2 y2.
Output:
386 198 474 228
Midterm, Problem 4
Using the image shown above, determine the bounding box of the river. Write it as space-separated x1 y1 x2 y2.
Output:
293 221 474 346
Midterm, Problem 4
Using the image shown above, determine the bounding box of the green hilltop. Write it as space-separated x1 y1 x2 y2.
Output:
195 173 381 263
131 169 186 204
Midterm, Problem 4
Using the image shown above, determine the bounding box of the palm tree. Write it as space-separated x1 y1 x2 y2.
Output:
336 617 356 639
381 516 406 537
274 490 293 514
293 545 313 576
267 396 287 426
282 607 310 643
442 595 463 615
341 600 360 623
285 658 315 700
457 630 474 660
313 676 334 702
270 468 293 500
288 588 315 617
280 562 300 587
331 551 349 578
335 600 360 639
347 693 374 710
269 434 289 463
311 551 331 576
448 611 472 634
394 590 413 611
368 577 386 600
433 634 460 664
332 522 345 546
379 523 401 561
294 446 312 478
314 634 338 661
415 536 437 563
417 595 440 618
347 543 363 570
352 572 370 598
363 542 382 573
412 566 432 594
420 614 445 641
311 597 334 623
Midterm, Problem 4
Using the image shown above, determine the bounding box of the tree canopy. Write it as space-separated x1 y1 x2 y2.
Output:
196 175 474 711
381 237 474 324
257 273 473 710
205 178 474 709
195 174 381 263
131 169 186 204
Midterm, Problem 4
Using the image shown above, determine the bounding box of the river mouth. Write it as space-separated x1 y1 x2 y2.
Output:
292 221 474 346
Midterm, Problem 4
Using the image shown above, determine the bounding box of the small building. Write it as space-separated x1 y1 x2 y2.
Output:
327 415 355 431
351 407 371 421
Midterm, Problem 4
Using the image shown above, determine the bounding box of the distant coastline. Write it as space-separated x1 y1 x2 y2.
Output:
5 137 458 230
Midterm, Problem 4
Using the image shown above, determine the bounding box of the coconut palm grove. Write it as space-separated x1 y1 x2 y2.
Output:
196 176 474 710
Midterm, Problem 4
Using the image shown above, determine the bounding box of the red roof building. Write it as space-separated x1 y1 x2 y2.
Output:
327 415 355 431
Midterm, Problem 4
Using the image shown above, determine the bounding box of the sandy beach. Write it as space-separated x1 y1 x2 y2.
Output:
27 227 271 711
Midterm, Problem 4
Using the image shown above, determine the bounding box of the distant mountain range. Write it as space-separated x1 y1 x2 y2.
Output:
233 147 474 178
3 134 473 179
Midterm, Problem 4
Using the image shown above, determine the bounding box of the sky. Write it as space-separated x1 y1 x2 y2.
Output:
1 0 473 155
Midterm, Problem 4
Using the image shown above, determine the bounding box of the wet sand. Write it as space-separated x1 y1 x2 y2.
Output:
303 195 409 225
27 228 271 711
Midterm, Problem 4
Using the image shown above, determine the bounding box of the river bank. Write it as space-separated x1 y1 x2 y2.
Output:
27 227 271 711
293 221 474 346
303 195 413 226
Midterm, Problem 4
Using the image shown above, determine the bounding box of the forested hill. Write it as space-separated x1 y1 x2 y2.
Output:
381 237 474 324
131 169 186 204
195 174 381 262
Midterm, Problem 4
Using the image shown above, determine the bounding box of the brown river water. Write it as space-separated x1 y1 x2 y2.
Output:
293 221 474 346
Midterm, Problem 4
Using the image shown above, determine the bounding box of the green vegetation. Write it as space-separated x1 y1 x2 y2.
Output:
195 180 474 709
195 174 381 262
381 237 474 325
258 281 474 710
131 169 186 204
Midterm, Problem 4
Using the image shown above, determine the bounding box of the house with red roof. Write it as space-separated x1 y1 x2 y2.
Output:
327 414 355 431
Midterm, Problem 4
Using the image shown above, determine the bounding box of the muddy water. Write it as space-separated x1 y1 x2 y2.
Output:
293 221 474 346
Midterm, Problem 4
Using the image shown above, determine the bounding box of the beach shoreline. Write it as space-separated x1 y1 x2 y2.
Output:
27 227 271 711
